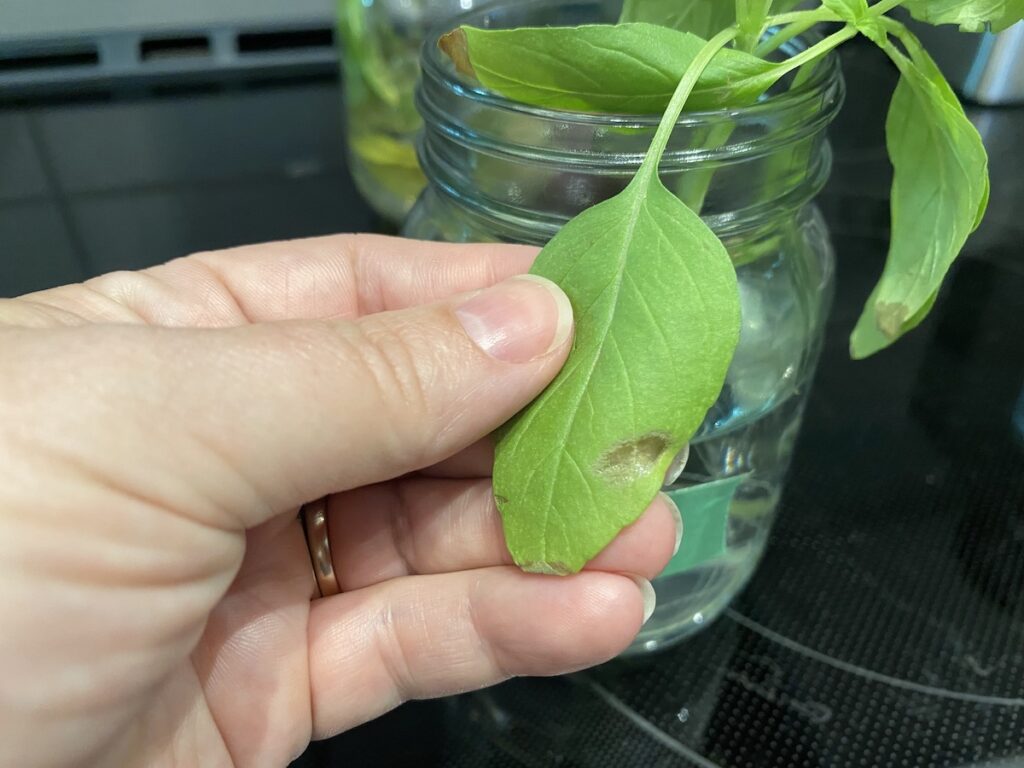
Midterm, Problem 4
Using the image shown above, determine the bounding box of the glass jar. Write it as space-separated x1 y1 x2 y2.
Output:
404 0 843 653
337 0 472 223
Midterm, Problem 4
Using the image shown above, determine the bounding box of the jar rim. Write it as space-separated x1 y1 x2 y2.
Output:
420 0 842 127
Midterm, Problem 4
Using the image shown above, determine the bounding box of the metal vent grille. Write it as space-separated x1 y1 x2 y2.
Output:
0 22 337 92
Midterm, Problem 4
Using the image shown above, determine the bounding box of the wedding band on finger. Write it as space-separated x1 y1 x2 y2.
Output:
301 497 341 599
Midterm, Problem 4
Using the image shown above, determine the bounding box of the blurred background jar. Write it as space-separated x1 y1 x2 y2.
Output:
404 0 844 653
337 0 470 224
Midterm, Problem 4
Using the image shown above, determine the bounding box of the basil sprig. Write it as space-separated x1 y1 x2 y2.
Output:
438 0 1018 572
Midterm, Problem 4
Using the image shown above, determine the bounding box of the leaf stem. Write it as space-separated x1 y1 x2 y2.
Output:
673 121 736 213
747 24 858 94
756 8 837 57
638 26 739 182
877 15 915 46
735 0 772 52
764 9 831 26
869 0 908 16
790 57 821 90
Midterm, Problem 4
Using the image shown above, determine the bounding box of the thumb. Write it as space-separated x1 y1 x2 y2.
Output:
3 275 573 529
253 273 575 511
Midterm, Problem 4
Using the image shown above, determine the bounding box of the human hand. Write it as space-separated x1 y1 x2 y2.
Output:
0 235 679 768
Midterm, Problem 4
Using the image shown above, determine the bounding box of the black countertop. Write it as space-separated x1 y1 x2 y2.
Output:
3 39 1023 768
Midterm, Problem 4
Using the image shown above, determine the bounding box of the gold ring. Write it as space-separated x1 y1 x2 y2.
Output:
301 497 340 599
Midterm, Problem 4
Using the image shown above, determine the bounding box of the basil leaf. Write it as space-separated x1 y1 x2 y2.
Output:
619 0 736 37
849 35 989 358
616 0 808 38
903 0 1024 32
439 23 773 113
492 31 742 574
895 28 992 229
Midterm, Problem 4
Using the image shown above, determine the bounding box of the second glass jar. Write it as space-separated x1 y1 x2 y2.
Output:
404 0 844 653
337 0 473 223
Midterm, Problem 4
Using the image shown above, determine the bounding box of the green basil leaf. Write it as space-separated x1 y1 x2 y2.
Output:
439 23 773 113
903 0 1024 32
619 0 736 37
896 26 991 231
616 0 808 39
849 37 989 358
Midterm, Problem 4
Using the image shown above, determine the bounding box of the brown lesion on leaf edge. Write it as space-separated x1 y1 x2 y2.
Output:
592 431 673 486
438 28 477 78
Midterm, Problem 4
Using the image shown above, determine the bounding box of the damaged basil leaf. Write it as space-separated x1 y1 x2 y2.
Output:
850 25 989 358
439 23 773 113
492 31 741 574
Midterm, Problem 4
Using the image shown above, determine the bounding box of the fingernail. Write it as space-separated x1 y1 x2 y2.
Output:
660 492 683 556
664 444 690 486
628 576 656 626
455 275 573 363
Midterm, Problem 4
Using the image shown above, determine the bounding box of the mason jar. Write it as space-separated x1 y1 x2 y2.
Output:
404 0 843 653
337 0 472 223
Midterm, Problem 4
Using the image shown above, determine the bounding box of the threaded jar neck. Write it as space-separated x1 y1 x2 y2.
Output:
415 0 844 243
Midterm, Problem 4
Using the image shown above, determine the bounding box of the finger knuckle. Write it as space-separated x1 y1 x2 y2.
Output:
373 603 416 705
349 320 439 428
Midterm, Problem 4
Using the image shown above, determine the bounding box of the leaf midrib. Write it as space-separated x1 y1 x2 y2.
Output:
535 176 654 555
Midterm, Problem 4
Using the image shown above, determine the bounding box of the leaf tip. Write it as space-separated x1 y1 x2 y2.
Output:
848 335 871 361
438 27 476 78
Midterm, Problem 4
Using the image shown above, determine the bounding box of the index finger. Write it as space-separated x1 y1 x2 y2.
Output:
9 234 539 328
180 234 540 322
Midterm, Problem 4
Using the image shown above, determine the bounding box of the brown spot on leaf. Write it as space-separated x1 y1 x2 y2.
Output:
876 301 910 339
494 494 509 509
593 432 673 486
438 28 476 78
